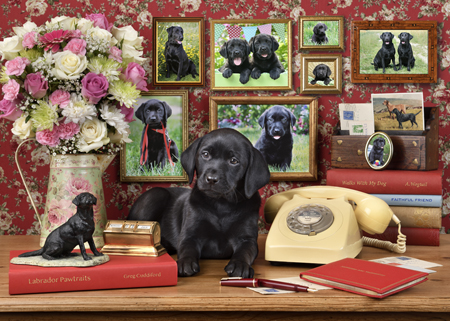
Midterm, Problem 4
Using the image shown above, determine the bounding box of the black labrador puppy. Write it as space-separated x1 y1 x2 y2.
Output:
19 193 103 261
135 99 179 170
218 38 252 84
392 108 421 129
254 105 296 171
396 32 415 71
127 128 270 278
372 32 397 73
310 64 332 85
311 22 328 45
368 137 386 166
249 34 284 80
164 26 198 81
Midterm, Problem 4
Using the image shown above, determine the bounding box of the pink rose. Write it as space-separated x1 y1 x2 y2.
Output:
58 121 80 140
64 38 87 56
2 79 20 101
121 62 148 91
22 31 38 49
85 13 112 31
47 199 73 227
65 176 93 195
108 46 122 63
0 94 23 121
24 72 48 99
81 72 109 104
5 57 30 76
118 104 135 122
49 90 71 108
36 128 60 147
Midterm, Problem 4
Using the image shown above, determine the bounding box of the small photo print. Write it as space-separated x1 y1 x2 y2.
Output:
366 133 392 169
302 20 340 47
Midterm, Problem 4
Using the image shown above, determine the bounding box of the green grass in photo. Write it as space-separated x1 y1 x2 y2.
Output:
302 20 340 46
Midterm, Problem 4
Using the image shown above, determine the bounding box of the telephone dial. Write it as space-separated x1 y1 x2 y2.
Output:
264 186 406 264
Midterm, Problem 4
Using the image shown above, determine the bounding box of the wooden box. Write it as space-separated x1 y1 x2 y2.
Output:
331 107 439 170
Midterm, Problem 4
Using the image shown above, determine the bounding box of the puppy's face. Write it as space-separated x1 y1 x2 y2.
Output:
167 26 184 44
259 105 296 141
380 32 394 45
250 34 279 60
135 99 172 128
373 138 385 151
398 32 413 44
313 23 328 36
313 64 331 80
72 192 97 209
219 38 250 66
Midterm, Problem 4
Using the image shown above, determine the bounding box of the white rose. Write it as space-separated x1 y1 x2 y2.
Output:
13 21 38 38
26 0 48 17
76 18 94 34
88 27 118 46
46 16 78 30
111 25 143 48
121 43 147 64
0 36 24 60
108 128 132 144
52 51 88 80
78 118 110 152
12 115 35 139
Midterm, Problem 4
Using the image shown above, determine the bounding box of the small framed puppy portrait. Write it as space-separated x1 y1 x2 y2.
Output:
299 16 344 51
210 19 292 91
300 54 342 94
209 96 318 181
152 17 205 87
365 132 393 170
120 90 189 182
351 20 437 83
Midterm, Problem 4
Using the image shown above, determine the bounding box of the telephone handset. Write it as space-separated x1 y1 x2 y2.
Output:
264 186 406 264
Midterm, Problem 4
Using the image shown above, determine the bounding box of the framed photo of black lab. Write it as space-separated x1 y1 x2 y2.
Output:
210 19 293 91
152 17 205 87
299 16 344 51
209 96 318 181
120 90 189 183
351 20 437 83
300 54 342 94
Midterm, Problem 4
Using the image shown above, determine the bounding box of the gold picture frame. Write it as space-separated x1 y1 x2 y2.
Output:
120 90 189 183
209 96 318 181
300 54 342 94
299 16 345 51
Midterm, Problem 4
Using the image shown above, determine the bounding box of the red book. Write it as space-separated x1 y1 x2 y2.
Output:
363 227 440 246
9 250 177 295
300 258 428 298
326 168 442 195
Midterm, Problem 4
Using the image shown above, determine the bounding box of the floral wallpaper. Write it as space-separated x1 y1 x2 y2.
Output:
0 0 449 236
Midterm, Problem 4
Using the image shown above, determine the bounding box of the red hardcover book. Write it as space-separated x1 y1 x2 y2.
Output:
9 250 177 295
300 258 428 299
326 168 442 195
363 227 440 246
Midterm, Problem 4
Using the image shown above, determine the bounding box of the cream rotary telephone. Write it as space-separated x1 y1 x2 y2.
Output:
264 186 406 264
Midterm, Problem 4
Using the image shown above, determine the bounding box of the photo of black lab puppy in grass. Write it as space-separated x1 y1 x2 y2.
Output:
249 34 284 80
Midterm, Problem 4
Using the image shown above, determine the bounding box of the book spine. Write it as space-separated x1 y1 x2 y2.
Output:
363 227 440 246
388 206 442 229
372 194 442 207
326 169 442 195
9 258 177 295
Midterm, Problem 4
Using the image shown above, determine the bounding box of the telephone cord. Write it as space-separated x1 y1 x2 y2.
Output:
362 223 406 254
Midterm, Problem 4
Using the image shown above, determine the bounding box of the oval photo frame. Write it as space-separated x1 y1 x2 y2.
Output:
364 132 393 170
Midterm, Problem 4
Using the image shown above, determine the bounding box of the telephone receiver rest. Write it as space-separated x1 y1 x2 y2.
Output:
264 186 394 235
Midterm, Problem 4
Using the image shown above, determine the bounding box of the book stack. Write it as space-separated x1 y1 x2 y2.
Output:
327 168 442 246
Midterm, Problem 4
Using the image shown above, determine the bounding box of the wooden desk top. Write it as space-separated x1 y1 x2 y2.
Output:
0 235 449 313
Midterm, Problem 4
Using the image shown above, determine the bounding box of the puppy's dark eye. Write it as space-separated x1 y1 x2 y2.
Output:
201 151 211 160
267 118 274 123
281 118 287 124
230 157 239 165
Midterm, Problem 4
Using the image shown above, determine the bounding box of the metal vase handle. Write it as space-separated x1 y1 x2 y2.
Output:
14 138 42 228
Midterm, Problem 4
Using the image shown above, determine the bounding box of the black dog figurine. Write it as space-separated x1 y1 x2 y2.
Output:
368 137 386 166
392 108 421 129
310 64 332 86
255 105 296 171
396 32 415 71
372 32 397 73
218 38 252 84
135 99 179 170
249 34 284 80
127 128 270 278
164 26 198 81
19 193 102 261
311 22 328 45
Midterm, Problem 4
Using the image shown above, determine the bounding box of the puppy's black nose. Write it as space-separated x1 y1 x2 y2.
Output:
206 175 219 185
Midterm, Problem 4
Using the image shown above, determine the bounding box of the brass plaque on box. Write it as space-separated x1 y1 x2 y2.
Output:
101 220 167 257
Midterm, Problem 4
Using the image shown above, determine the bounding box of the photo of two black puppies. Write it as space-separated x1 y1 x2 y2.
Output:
372 32 415 73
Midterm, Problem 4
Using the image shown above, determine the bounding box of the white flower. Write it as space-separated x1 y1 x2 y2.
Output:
179 0 201 12
121 43 147 64
443 2 450 17
13 21 38 38
25 0 48 17
12 114 35 139
111 25 143 48
76 18 94 34
0 36 24 61
108 127 132 144
87 27 117 47
77 118 110 152
62 94 97 124
46 16 78 30
137 11 153 26
52 51 88 80
99 103 129 134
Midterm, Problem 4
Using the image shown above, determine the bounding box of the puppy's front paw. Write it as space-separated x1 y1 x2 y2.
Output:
269 69 280 80
224 260 254 278
177 257 200 277
251 69 261 79
222 69 232 78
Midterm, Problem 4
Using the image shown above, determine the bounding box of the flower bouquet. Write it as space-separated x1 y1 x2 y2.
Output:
0 14 148 155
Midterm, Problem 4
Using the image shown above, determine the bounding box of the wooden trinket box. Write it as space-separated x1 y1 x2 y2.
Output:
331 107 438 170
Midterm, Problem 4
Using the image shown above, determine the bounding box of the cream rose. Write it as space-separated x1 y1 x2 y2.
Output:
52 51 88 80
13 21 38 38
121 43 147 64
111 25 143 48
46 16 78 30
78 118 110 152
76 18 94 34
0 36 24 61
88 27 117 47
12 114 35 139
108 127 132 144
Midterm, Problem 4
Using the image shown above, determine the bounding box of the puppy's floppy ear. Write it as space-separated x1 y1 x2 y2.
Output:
244 147 270 199
312 66 318 77
389 32 394 40
313 24 319 35
160 100 172 121
288 109 297 128
72 193 81 206
270 35 279 52
257 110 267 129
245 40 251 57
323 23 328 31
249 36 255 53
134 102 148 124
180 136 204 184
409 34 413 40
167 26 174 38
326 65 332 77
219 41 228 58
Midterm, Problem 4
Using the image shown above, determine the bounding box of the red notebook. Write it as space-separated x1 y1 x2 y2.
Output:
300 258 428 298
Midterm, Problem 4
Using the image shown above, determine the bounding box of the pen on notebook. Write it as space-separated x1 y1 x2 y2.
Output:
220 277 318 292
